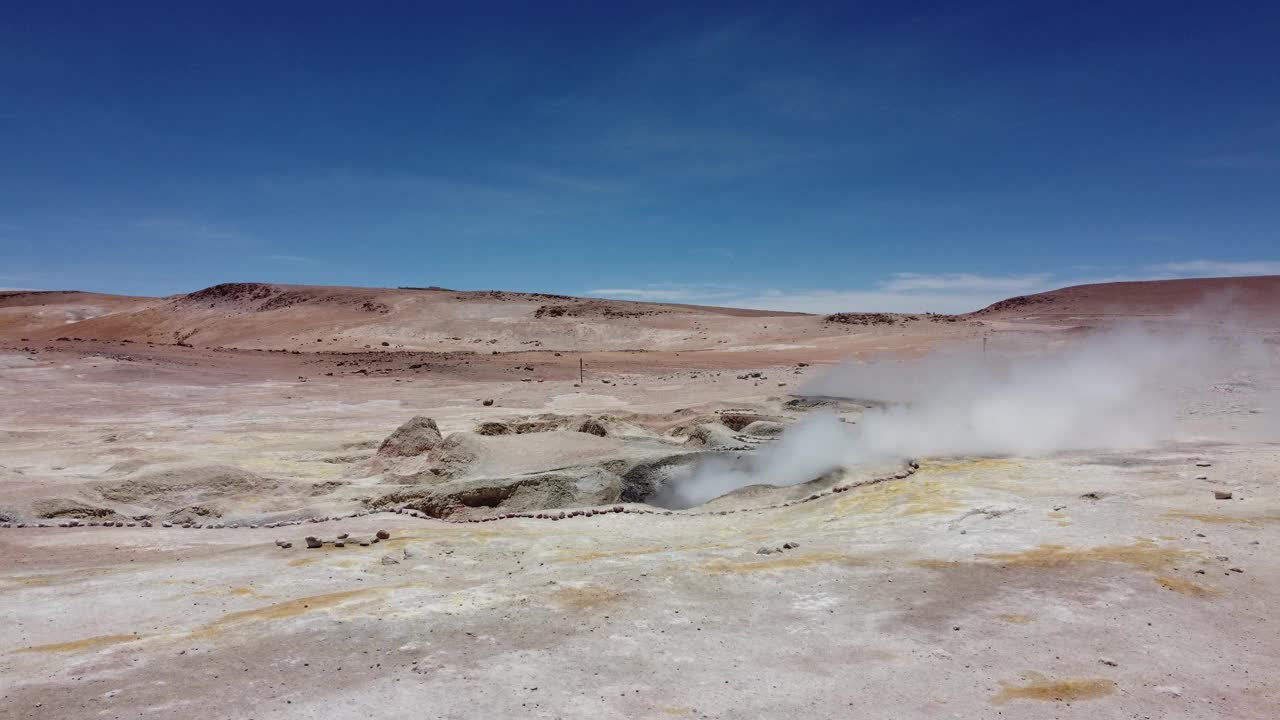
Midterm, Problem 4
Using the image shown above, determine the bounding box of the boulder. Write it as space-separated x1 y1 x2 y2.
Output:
377 416 443 457
741 420 784 438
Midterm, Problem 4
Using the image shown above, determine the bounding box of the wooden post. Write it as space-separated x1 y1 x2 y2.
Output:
579 357 584 384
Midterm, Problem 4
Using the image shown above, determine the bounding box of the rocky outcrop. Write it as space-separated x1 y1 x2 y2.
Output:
400 465 623 518
377 416 443 457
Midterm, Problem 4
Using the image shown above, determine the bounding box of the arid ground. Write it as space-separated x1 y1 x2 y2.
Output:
2 277 1278 719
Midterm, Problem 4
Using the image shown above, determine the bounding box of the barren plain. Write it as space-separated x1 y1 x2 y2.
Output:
1 277 1278 719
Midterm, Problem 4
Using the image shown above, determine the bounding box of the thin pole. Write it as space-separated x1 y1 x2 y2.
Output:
579 357 584 384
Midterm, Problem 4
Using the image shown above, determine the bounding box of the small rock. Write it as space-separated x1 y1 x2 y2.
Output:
482 399 494 406
1229 567 1244 573
1195 461 1211 467
381 555 400 565
782 542 799 550
275 539 288 547
337 533 349 539
305 536 323 549
375 529 391 540
756 547 776 555
1099 658 1118 667
1214 490 1233 500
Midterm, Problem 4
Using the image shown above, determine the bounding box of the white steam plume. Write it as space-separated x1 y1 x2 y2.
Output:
663 324 1275 508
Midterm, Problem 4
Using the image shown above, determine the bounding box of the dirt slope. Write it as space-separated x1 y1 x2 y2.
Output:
5 283 821 353
7 277 1280 354
0 291 155 338
971 275 1280 322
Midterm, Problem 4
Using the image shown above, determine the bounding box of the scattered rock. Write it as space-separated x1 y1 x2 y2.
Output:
482 399 494 406
1214 490 1233 500
305 536 323 549
1099 658 1118 667
381 555 400 565
375 529 391 540
577 418 609 437
1195 461 1212 467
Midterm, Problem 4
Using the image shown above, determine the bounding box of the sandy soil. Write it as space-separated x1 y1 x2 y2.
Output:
1 278 1278 718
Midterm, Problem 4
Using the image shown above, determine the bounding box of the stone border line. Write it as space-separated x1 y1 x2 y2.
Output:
0 461 919 531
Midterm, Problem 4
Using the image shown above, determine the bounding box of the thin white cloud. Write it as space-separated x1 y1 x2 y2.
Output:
879 272 1051 292
589 285 743 302
1143 260 1280 276
134 218 251 244
263 254 319 264
588 274 1051 314
728 289 1010 314
588 259 1280 315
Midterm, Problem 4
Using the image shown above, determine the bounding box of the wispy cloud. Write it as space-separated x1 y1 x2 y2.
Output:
263 254 320 265
589 284 744 303
589 273 1055 313
879 272 1050 292
588 260 1280 314
729 288 1016 314
1143 260 1280 276
134 218 252 244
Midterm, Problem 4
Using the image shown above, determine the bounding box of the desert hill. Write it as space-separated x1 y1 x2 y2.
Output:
1 283 816 353
4 276 1279 354
971 275 1280 321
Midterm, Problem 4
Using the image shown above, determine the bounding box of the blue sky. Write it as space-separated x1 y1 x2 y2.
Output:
2 1 1278 312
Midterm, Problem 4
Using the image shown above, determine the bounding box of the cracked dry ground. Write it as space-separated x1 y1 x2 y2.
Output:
3 449 1278 719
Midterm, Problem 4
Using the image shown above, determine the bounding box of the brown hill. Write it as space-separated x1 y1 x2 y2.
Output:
0 290 155 338
7 276 1279 353
969 276 1280 322
1 283 817 353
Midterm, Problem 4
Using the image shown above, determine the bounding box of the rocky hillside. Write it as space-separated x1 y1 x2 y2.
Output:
1 283 820 353
969 276 1280 323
